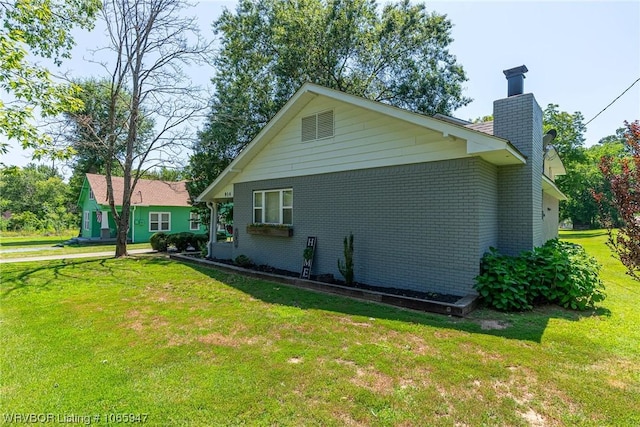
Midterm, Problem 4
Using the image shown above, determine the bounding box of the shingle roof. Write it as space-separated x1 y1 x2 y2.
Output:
465 121 494 135
85 173 191 207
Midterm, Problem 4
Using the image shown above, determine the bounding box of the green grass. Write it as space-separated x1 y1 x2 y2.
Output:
1 231 638 426
0 232 151 259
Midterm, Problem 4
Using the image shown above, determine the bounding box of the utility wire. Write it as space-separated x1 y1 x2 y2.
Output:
585 77 640 126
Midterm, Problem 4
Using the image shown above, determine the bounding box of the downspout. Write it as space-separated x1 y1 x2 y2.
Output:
206 201 216 258
131 205 136 243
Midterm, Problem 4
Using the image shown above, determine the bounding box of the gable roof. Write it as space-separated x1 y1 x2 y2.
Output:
84 173 191 207
197 83 526 202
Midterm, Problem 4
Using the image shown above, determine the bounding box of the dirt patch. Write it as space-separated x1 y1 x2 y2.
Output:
337 316 373 328
351 366 395 395
197 332 241 347
518 408 547 426
479 320 510 330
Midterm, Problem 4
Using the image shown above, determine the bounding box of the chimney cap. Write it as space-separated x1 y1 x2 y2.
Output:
503 65 529 78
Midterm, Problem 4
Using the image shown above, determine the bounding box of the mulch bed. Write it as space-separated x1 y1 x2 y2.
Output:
210 257 462 304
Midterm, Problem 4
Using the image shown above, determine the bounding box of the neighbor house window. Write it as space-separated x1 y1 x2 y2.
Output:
89 189 94 200
149 212 170 232
189 212 200 230
83 211 90 230
253 189 293 225
301 110 334 142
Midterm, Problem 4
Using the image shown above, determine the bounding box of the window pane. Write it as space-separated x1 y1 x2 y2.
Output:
283 208 292 225
254 208 262 223
283 190 292 207
161 213 170 222
254 192 262 207
265 191 280 223
150 213 158 222
151 223 158 231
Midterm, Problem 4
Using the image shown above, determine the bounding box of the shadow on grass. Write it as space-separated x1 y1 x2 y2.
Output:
175 260 611 343
0 258 124 297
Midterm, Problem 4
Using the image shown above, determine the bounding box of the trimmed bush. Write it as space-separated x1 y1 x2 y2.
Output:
475 239 605 311
234 255 252 267
149 232 169 252
192 234 208 251
166 232 196 252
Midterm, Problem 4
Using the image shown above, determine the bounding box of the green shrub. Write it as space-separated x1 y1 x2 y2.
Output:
167 232 195 252
149 232 169 252
234 254 252 267
192 234 209 251
475 239 605 311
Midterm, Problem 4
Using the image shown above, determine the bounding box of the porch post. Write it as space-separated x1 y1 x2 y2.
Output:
207 201 217 258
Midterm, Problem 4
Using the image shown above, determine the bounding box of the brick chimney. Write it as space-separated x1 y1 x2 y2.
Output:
493 65 544 255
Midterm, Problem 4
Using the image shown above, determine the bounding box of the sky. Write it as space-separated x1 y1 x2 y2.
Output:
2 0 639 170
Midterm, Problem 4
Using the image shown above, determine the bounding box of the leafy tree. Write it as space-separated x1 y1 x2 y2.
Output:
141 167 186 181
0 164 75 232
595 120 640 281
543 104 591 226
0 0 100 156
187 0 471 202
65 0 210 257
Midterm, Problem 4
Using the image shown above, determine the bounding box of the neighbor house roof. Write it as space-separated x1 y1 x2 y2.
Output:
85 173 191 207
197 83 527 202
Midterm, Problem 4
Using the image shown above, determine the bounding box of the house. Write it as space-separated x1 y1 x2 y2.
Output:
78 173 201 243
196 66 566 297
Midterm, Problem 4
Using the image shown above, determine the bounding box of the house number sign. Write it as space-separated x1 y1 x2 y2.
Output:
300 236 317 279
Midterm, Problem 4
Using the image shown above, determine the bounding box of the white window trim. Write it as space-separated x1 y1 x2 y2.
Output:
189 212 200 231
149 212 171 232
83 211 90 230
253 189 293 225
88 189 94 200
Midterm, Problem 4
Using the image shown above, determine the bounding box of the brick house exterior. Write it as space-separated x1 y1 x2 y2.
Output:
197 68 566 297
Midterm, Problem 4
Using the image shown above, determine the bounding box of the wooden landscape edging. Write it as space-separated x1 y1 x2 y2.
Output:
170 254 478 317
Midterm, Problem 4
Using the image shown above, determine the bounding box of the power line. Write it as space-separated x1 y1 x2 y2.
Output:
585 77 640 126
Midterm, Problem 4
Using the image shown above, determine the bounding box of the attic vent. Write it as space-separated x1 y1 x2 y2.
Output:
301 110 334 141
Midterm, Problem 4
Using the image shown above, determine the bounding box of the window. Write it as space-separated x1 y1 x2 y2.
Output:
189 212 200 230
253 189 293 225
301 110 334 142
89 189 94 200
149 212 171 232
83 211 90 230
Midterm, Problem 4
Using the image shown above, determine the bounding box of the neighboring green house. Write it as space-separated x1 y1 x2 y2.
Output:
78 173 200 243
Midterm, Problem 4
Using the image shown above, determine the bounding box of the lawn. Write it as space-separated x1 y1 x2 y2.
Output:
0 231 151 259
0 231 638 426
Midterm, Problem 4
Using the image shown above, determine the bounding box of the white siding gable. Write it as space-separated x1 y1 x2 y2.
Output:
231 96 468 185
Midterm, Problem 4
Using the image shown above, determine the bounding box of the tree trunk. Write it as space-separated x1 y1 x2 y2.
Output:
114 203 131 257
115 223 128 257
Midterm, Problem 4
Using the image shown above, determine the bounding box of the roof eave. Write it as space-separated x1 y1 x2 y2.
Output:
542 175 568 201
196 83 529 201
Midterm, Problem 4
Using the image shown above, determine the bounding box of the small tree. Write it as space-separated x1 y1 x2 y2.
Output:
64 0 210 257
595 120 640 280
